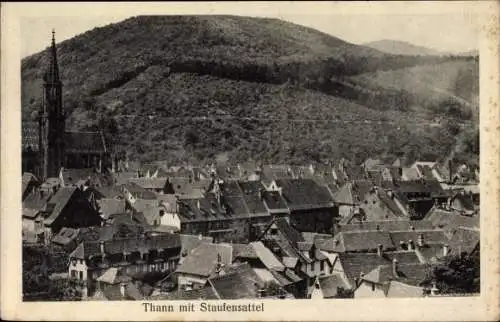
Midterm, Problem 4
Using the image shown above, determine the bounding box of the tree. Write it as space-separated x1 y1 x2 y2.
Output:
431 251 480 294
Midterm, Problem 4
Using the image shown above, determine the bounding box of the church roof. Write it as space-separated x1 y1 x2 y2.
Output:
22 122 107 154
64 131 107 154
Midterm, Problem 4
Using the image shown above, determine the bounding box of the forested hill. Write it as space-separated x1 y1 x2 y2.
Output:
363 40 443 56
21 15 479 165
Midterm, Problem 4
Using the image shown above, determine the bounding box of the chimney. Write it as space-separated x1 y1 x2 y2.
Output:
408 240 414 251
377 244 383 257
392 258 399 278
443 244 449 257
417 233 425 247
120 282 126 297
198 233 203 240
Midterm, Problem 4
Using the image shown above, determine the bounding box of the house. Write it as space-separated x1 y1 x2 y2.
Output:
320 231 395 254
333 180 373 218
129 198 169 227
258 218 332 292
68 233 181 295
156 194 181 231
354 261 430 298
121 182 157 203
59 168 113 188
207 262 268 299
423 206 479 232
309 274 351 299
448 192 476 215
164 177 209 199
128 177 168 194
448 227 480 257
175 242 232 290
22 188 53 243
90 268 152 300
179 234 213 263
270 179 337 233
97 198 126 221
338 220 434 233
387 179 448 219
389 229 451 264
42 186 102 244
261 164 294 186
331 251 422 290
176 179 256 243
22 172 40 201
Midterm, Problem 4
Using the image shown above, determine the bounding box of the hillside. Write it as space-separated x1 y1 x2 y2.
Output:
21 15 479 165
363 39 443 56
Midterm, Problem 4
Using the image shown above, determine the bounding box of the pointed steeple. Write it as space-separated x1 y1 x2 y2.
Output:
44 29 60 84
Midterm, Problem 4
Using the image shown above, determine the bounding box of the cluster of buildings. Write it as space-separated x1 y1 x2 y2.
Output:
21 32 480 301
21 156 480 300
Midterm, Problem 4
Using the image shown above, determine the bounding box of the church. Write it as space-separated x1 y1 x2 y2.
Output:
22 31 110 180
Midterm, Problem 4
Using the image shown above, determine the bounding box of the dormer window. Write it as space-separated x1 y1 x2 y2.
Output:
270 228 278 235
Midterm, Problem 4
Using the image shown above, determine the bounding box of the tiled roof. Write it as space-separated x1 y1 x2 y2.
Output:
423 208 479 231
44 186 78 225
175 243 232 277
112 172 139 186
389 230 449 246
179 234 213 258
339 220 434 232
274 178 334 210
97 267 132 284
449 227 479 255
22 121 39 151
251 241 285 271
70 233 181 260
23 189 52 216
208 263 265 299
316 274 350 298
338 251 421 285
51 227 81 246
98 198 126 219
333 180 373 205
262 191 289 212
64 131 106 153
171 286 219 300
122 183 157 200
262 165 294 182
361 263 431 286
320 231 394 253
232 243 257 259
128 178 168 190
385 280 424 298
130 199 161 225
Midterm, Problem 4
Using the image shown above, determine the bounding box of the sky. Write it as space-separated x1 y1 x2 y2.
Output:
18 2 481 58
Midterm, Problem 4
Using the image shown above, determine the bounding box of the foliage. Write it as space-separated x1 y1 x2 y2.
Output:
21 15 479 165
431 251 480 294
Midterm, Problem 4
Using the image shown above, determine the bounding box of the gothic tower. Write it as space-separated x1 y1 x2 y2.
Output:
39 30 65 180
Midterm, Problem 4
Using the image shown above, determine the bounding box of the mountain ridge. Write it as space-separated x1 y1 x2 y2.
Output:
21 15 479 166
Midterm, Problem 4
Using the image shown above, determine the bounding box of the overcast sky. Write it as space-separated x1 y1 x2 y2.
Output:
19 2 480 58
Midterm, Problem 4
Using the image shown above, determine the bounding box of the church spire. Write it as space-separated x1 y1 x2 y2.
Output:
44 29 60 84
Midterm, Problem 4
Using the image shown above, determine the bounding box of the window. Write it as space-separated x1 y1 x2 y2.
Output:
320 261 325 272
71 270 77 278
79 271 83 280
270 228 278 235
371 283 375 291
311 262 315 271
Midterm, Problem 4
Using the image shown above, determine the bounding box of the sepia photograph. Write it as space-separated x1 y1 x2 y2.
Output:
2 1 499 321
